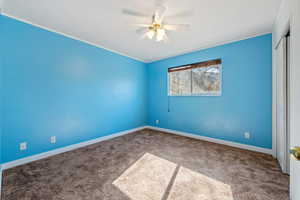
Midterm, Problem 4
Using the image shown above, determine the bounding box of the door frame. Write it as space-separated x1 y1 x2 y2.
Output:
272 21 291 174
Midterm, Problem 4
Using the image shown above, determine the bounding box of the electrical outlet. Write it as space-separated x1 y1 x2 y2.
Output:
244 132 251 139
50 136 56 144
155 120 160 124
20 142 27 151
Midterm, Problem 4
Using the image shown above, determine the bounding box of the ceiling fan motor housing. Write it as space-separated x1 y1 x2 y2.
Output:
149 23 162 32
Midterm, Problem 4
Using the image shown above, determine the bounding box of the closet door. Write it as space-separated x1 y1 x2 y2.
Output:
276 37 287 173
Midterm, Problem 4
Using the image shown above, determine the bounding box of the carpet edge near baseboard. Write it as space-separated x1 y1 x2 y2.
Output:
1 125 273 171
1 126 147 170
146 126 273 155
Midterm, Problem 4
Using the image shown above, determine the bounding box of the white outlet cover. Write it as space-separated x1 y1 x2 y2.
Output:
156 120 160 124
51 136 56 144
244 132 251 139
20 142 27 150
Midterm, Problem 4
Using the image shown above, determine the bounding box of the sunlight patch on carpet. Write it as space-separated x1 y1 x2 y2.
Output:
113 153 177 200
113 153 233 200
167 167 233 200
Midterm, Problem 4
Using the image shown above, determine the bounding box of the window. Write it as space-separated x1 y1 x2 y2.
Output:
168 59 222 96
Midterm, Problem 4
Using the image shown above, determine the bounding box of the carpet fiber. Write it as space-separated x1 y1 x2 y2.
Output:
2 129 289 200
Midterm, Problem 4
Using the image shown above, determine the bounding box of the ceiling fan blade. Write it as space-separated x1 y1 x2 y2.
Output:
164 24 190 30
122 9 150 17
166 10 193 19
131 24 151 28
162 32 170 43
155 0 169 7
139 32 151 40
154 5 167 23
136 27 149 35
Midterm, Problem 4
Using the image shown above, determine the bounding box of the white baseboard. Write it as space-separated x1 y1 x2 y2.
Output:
1 125 272 170
1 126 147 170
146 126 273 155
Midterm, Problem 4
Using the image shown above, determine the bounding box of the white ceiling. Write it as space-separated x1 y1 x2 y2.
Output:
2 0 281 62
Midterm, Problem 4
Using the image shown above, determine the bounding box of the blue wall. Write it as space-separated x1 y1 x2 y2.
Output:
0 22 2 163
0 16 147 163
147 34 272 149
0 15 273 163
0 16 3 164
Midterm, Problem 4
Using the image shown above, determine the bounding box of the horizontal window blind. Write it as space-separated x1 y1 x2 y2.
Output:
168 59 222 73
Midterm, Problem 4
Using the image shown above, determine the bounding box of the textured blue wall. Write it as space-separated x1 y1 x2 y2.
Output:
1 16 147 163
147 34 272 149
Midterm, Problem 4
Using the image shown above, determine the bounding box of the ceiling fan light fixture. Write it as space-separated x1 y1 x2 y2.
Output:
156 28 166 41
124 4 191 42
147 30 155 39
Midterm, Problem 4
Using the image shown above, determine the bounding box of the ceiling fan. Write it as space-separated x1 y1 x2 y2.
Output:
122 3 191 42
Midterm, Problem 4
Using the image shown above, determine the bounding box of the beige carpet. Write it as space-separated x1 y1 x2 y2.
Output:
113 153 234 200
113 153 177 200
2 129 289 200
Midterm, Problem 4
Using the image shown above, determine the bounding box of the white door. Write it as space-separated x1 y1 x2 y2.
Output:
276 38 288 173
289 0 300 199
